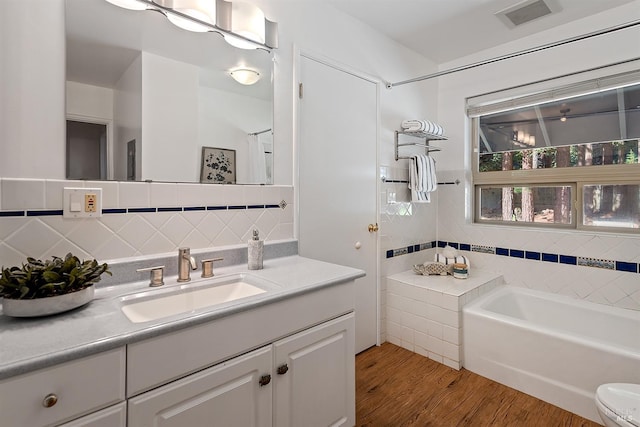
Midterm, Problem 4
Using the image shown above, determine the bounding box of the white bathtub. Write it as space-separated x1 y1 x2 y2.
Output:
462 285 640 423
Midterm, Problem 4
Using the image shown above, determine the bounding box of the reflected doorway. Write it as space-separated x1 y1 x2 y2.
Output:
66 120 107 180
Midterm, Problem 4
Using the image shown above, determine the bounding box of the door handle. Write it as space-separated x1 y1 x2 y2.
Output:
367 223 379 233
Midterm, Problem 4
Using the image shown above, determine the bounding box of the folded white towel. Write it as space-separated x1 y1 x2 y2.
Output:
401 119 445 136
408 154 437 203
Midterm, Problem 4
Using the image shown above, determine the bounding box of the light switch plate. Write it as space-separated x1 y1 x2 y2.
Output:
63 188 102 218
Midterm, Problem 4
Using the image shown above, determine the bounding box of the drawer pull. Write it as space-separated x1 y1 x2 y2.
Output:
258 374 271 387
42 393 58 408
277 364 289 375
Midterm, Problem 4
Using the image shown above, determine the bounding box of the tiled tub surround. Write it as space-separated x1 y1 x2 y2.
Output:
0 179 294 266
386 269 504 370
435 170 640 312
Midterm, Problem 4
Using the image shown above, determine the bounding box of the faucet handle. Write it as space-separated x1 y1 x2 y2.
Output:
201 258 224 278
137 265 165 287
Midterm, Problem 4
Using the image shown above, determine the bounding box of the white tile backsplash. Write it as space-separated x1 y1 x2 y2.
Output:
118 182 150 208
0 179 294 266
2 178 46 210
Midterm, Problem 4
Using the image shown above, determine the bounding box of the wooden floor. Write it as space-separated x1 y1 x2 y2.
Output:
356 343 600 427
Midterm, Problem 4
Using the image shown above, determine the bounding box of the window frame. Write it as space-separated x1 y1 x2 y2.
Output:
469 71 640 234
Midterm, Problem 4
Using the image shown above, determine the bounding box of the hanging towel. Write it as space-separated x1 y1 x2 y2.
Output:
247 134 268 184
409 154 437 203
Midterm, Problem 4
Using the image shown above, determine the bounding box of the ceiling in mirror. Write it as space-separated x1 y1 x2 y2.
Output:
65 0 274 184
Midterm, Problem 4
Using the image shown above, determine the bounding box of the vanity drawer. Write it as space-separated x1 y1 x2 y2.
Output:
0 347 126 427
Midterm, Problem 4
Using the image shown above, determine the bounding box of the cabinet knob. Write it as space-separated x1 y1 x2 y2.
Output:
259 374 271 387
277 364 289 375
42 393 58 408
368 223 379 233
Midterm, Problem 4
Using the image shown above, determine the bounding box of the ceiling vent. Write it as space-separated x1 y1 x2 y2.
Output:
495 0 561 28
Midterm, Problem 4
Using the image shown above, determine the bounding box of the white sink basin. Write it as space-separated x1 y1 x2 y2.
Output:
120 273 277 323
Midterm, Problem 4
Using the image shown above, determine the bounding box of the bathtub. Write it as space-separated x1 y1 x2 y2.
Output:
462 285 640 423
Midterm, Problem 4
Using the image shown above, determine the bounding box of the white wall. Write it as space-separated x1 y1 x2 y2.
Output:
66 81 114 120
199 87 271 184
114 54 142 181
0 0 65 179
436 2 640 310
142 52 199 182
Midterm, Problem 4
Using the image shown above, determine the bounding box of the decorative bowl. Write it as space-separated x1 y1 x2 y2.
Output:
2 286 95 317
413 262 451 276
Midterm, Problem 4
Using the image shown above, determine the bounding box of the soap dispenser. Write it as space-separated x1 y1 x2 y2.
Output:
248 229 263 270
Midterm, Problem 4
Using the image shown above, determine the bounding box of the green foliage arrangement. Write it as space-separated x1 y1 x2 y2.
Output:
0 253 111 300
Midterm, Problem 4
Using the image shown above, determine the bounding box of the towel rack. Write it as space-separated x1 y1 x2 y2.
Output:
395 130 447 161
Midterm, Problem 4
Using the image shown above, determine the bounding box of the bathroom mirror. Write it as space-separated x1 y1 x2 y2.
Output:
65 0 274 184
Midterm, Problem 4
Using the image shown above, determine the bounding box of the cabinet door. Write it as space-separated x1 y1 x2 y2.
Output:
128 346 272 427
274 313 355 427
59 402 126 427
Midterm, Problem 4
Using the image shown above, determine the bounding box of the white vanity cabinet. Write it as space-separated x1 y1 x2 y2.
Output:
58 402 127 427
274 313 355 427
128 346 274 426
128 313 355 427
0 348 126 427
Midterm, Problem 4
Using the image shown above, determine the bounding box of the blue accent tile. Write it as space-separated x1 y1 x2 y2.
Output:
542 253 559 263
437 241 447 248
525 251 541 261
0 210 25 217
460 243 471 251
616 261 638 273
184 206 206 211
496 247 509 256
560 255 577 265
248 205 265 209
27 209 64 217
510 249 524 258
207 206 227 211
407 246 414 254
414 244 421 252
265 204 280 209
228 205 247 210
128 207 157 213
431 241 437 248
386 250 394 258
103 208 126 214
158 207 182 212
449 242 459 249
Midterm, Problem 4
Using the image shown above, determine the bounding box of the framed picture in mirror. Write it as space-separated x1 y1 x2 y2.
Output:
200 147 236 184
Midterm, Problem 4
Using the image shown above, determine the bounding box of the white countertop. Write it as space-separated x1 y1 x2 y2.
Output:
0 256 364 380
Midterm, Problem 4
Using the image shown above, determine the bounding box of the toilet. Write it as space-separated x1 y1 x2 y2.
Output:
595 383 640 427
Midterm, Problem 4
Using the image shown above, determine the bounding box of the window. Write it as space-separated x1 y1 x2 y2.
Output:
469 70 640 232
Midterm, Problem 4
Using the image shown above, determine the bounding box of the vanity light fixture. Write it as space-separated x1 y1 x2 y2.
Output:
103 0 277 49
160 0 216 33
105 0 148 10
560 108 570 122
222 1 265 49
230 68 260 85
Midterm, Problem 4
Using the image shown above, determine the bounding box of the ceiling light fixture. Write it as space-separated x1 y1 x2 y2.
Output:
230 68 260 85
560 108 570 122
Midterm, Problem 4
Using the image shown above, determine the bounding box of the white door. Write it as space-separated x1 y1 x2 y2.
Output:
298 54 379 353
273 313 355 427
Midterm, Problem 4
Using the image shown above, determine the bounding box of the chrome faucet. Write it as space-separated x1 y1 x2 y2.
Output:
177 247 197 282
